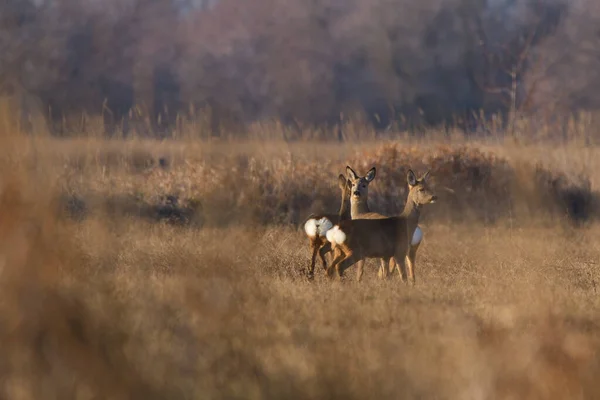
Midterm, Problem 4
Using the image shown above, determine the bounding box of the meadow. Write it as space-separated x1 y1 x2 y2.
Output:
1 119 600 399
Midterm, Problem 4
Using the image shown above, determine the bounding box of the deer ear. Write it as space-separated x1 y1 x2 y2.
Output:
407 169 417 187
365 167 376 182
346 166 359 181
337 174 348 190
421 170 431 182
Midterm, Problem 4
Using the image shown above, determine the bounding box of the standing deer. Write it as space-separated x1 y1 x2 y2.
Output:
303 174 350 279
345 165 425 281
326 169 436 284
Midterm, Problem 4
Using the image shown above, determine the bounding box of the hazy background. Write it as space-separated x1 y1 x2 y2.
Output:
2 0 600 138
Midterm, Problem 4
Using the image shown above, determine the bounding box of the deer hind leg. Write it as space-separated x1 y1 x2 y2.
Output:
328 246 356 281
406 243 419 285
326 246 347 279
307 239 319 279
306 244 319 279
392 253 408 283
337 251 360 280
406 256 416 286
406 241 420 269
402 252 415 286
318 241 332 271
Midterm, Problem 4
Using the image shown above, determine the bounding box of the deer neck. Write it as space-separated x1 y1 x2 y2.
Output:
401 197 421 235
350 197 371 219
338 193 351 222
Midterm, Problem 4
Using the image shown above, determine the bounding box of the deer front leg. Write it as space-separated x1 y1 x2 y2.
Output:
388 258 397 280
356 259 366 282
387 257 399 279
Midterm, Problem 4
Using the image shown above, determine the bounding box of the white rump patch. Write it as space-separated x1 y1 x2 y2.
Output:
304 219 318 237
316 217 333 237
326 225 347 245
411 226 423 246
304 217 334 238
326 226 336 243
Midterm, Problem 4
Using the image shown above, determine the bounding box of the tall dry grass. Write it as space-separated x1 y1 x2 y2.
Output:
2 114 600 398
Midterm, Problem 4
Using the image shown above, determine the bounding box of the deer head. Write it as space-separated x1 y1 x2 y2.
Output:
407 169 437 207
346 165 376 201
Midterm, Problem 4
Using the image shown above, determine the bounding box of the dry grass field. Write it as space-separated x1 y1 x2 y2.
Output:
2 123 600 399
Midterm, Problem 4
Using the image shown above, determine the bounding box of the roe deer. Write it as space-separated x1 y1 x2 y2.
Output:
303 174 350 279
326 169 436 284
345 165 425 281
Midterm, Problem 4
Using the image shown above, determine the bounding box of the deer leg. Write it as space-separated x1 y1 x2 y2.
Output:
356 259 366 282
387 257 398 279
377 257 391 280
406 242 420 268
328 246 357 280
404 253 415 286
393 253 409 283
377 259 385 280
326 246 346 279
318 241 332 270
336 254 354 280
388 258 397 280
308 240 319 279
406 243 419 285
337 252 359 279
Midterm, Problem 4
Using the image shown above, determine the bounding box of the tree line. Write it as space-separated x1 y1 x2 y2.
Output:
1 0 599 138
